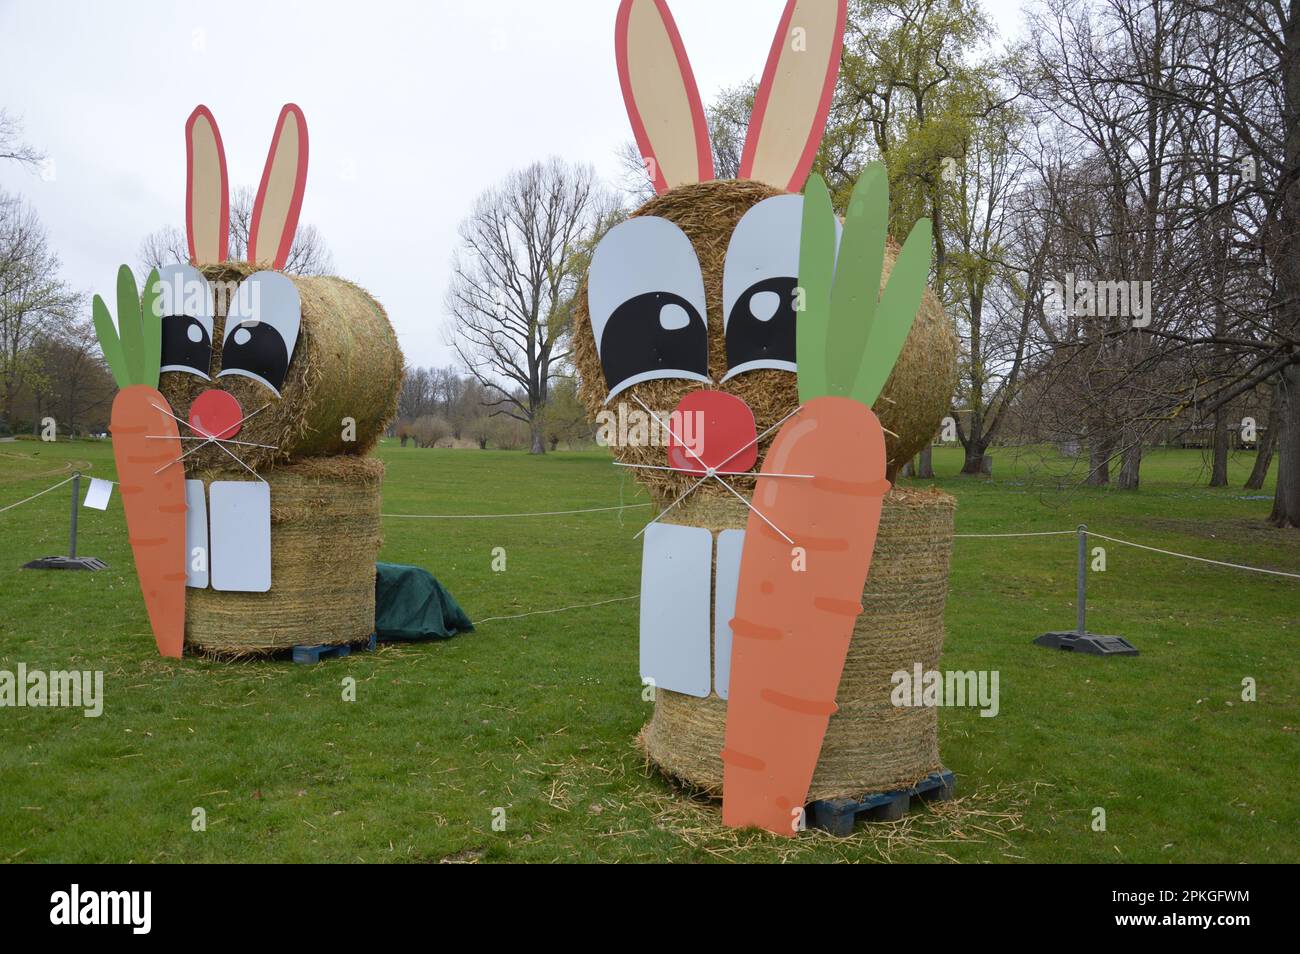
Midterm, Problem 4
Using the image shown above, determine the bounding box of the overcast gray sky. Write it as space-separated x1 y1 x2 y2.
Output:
0 0 1024 369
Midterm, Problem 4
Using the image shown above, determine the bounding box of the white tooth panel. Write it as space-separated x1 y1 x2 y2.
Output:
713 529 745 700
639 522 712 698
184 479 209 589
209 480 271 592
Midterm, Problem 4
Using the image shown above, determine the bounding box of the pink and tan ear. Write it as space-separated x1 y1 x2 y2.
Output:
186 105 229 266
248 104 309 271
616 0 713 194
739 0 846 192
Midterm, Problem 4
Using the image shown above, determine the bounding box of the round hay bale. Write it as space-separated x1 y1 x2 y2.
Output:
638 485 955 800
183 455 384 656
158 261 403 472
572 179 956 497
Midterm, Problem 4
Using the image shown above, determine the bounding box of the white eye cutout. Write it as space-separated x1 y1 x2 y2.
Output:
749 290 781 322
588 216 711 402
217 271 300 396
157 263 214 379
721 195 842 382
659 303 691 331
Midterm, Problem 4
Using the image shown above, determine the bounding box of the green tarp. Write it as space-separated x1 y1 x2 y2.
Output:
374 562 474 641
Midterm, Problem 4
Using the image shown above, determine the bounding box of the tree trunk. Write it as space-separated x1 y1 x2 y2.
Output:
1087 433 1114 486
529 419 545 455
1210 406 1229 487
1268 364 1299 527
1245 386 1279 490
1117 436 1142 491
1271 14 1300 526
960 439 988 475
916 445 934 478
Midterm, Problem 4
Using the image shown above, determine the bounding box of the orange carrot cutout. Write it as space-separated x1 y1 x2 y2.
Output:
92 266 187 659
721 167 933 834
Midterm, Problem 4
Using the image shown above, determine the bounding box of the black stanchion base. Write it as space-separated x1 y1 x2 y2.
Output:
21 555 107 571
1034 631 1138 656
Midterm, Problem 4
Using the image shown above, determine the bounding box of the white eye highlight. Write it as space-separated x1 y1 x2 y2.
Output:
659 303 690 331
749 290 781 322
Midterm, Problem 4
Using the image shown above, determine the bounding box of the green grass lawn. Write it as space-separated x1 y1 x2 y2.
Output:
0 437 1295 863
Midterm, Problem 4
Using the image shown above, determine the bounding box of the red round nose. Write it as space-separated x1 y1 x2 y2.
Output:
189 389 243 440
666 390 759 474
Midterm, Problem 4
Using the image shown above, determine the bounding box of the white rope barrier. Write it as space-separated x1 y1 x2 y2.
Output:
954 530 1077 538
381 503 651 519
474 594 639 625
0 475 75 514
1087 531 1300 581
5 469 1293 637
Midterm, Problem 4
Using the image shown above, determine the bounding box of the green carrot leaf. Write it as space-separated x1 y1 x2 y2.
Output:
115 265 144 385
851 216 932 406
139 268 163 388
824 162 887 396
796 174 837 404
92 293 131 389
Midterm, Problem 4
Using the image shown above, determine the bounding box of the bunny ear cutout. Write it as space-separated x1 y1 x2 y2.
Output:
616 0 713 193
248 104 309 271
186 106 229 266
739 0 846 192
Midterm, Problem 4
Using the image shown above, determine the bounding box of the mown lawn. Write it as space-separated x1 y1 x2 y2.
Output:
0 437 1295 863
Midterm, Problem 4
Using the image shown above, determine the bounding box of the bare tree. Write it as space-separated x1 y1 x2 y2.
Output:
33 319 114 435
1138 0 1300 526
446 158 618 454
946 94 1043 475
0 192 77 430
410 414 452 448
617 81 757 201
138 186 335 275
0 109 45 169
137 226 187 273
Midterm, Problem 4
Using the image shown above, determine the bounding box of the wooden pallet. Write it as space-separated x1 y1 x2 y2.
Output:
291 633 377 665
806 769 956 836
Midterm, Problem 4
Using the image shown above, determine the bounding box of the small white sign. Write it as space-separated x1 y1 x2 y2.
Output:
83 478 113 511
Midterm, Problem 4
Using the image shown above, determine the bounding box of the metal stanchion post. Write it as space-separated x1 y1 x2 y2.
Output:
1034 523 1137 656
21 470 107 571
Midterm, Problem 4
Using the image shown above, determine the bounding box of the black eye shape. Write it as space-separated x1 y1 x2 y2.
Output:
160 315 212 378
600 291 709 399
724 276 797 379
218 322 290 394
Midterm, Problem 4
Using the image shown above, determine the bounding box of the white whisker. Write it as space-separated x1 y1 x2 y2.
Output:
149 401 275 480
623 395 803 543
147 435 277 450
632 472 711 540
630 395 709 470
613 461 811 479
209 437 267 483
714 403 804 471
710 473 794 545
